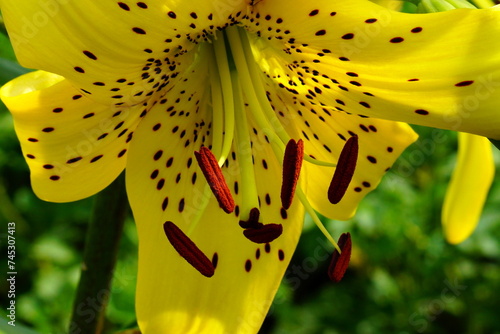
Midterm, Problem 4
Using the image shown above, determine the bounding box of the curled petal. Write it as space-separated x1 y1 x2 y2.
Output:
442 133 494 244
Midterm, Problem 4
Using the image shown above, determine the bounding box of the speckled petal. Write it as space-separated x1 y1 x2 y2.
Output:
245 0 500 139
0 70 143 202
442 133 494 244
0 0 246 106
126 64 302 333
259 79 417 220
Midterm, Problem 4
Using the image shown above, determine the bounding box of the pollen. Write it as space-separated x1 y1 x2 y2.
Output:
328 232 352 283
163 221 215 277
195 146 235 213
281 139 304 209
328 136 359 204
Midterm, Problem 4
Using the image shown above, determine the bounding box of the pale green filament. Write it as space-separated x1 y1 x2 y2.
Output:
296 188 341 253
213 34 235 166
232 70 260 219
188 27 343 251
234 28 336 168
208 42 224 159
227 27 341 252
187 43 222 235
226 27 285 157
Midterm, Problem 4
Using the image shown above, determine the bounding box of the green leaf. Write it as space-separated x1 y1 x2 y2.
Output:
0 31 16 61
489 138 500 151
0 318 41 334
0 58 29 85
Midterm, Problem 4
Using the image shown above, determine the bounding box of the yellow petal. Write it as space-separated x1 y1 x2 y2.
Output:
442 132 494 244
0 70 143 202
126 64 303 333
0 0 244 105
246 0 500 139
259 70 418 220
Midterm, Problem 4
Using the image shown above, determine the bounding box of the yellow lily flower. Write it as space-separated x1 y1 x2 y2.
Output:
1 0 500 333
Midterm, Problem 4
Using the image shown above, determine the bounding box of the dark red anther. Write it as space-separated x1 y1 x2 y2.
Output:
328 136 358 204
163 221 215 277
243 223 283 244
195 147 235 213
281 139 304 209
328 232 352 283
239 207 262 229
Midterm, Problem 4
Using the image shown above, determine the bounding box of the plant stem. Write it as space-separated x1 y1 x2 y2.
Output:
69 173 129 334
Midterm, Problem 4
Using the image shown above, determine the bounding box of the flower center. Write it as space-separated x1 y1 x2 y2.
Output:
163 26 358 277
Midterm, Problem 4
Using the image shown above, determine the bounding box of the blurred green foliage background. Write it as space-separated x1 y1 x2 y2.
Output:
0 6 499 334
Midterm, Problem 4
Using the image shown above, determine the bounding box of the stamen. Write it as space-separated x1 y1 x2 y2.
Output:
328 232 352 283
328 136 359 204
212 33 235 166
281 139 304 209
239 207 262 229
243 223 283 244
195 146 235 213
163 221 215 277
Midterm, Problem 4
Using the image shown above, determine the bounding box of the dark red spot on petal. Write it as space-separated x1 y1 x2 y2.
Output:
390 37 404 43
132 27 146 34
153 150 163 161
245 259 252 272
90 155 103 163
66 157 82 164
328 136 358 204
328 233 352 283
415 109 429 115
278 250 285 261
161 197 169 211
117 2 130 10
83 50 97 60
163 221 215 277
455 80 474 87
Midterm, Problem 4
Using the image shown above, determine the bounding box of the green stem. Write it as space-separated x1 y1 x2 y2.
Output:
69 173 129 334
